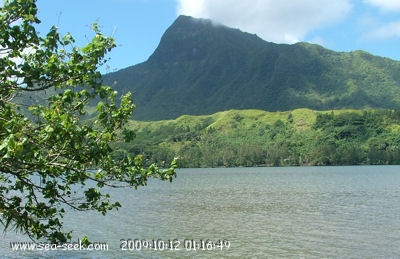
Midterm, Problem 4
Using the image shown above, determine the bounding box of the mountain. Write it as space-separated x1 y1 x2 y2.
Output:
103 15 400 121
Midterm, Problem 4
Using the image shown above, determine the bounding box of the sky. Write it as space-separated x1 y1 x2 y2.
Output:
28 0 400 73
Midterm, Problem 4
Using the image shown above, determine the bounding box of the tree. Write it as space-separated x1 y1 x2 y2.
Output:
0 0 177 243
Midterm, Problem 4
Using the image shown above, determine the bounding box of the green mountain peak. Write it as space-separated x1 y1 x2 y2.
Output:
103 15 400 121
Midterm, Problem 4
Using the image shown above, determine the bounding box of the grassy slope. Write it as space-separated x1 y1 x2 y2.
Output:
117 108 400 167
132 108 336 137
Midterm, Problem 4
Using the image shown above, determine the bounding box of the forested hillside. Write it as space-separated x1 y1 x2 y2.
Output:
113 109 400 167
103 16 400 167
103 15 400 120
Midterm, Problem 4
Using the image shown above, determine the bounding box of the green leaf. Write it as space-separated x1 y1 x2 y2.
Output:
0 0 176 244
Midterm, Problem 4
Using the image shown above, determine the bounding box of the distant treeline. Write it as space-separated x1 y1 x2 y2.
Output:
113 109 400 167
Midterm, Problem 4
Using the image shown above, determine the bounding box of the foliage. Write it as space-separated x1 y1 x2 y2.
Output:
0 0 176 243
118 108 400 167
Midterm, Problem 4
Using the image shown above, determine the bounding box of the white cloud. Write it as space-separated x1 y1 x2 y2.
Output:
361 1 400 40
177 0 206 17
364 0 400 12
176 0 352 43
367 21 400 39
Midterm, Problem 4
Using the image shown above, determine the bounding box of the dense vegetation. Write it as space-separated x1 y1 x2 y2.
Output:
0 0 176 243
104 15 400 120
95 15 400 167
114 108 400 167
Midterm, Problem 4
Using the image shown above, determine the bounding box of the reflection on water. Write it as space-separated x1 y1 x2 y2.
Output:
1 166 400 258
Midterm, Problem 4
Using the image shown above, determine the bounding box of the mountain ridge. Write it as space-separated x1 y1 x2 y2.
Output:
103 15 400 121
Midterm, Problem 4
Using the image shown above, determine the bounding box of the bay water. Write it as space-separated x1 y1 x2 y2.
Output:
1 166 400 258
